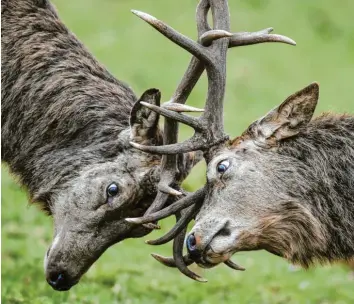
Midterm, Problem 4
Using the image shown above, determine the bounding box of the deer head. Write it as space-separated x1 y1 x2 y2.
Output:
126 0 296 281
2 0 203 291
185 83 325 269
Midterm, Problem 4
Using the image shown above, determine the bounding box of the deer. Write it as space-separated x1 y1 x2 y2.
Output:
125 1 354 282
1 0 204 291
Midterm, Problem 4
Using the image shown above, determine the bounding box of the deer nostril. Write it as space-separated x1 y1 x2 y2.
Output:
186 233 198 253
217 227 231 237
49 272 64 286
47 271 75 291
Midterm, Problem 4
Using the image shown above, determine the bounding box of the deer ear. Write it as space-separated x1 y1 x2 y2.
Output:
245 82 319 143
130 88 162 145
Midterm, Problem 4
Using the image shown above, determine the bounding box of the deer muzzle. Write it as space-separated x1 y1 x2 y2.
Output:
44 229 106 291
186 219 236 268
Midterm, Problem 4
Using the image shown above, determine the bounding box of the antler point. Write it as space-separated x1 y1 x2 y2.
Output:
129 141 143 150
195 276 208 283
125 217 141 224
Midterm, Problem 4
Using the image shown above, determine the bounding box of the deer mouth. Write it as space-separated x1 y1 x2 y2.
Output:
187 239 235 269
196 247 234 268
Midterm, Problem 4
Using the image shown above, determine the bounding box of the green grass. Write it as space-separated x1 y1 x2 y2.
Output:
2 0 354 303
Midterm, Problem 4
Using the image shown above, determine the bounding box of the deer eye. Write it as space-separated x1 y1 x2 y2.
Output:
106 183 119 197
217 160 230 174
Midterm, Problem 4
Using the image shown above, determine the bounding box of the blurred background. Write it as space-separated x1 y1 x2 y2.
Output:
2 0 354 303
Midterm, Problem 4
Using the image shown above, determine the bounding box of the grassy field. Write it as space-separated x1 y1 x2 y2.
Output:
2 0 354 303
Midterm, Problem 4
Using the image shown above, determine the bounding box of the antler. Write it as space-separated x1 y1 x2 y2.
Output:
130 2 295 155
128 0 296 281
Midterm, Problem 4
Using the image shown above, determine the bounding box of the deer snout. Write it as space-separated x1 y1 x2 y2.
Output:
186 219 232 265
44 229 99 291
44 232 79 291
46 269 77 291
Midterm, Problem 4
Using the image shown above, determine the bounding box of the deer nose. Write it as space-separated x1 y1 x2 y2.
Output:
186 233 202 259
46 271 75 291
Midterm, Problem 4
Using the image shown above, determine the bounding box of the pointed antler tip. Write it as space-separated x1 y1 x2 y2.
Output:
159 185 183 196
151 253 160 258
139 101 156 110
131 9 142 16
167 189 183 196
200 29 234 46
125 217 141 224
151 253 166 263
129 141 143 149
146 240 158 245
131 9 143 17
224 259 246 271
131 9 156 23
279 35 296 46
195 276 208 283
162 103 205 113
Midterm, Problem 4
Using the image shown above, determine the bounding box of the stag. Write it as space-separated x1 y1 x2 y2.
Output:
185 83 354 271
1 0 201 290
128 6 354 279
124 0 302 281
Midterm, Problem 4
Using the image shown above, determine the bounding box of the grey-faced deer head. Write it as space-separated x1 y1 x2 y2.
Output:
187 82 354 270
41 89 167 291
125 0 297 282
1 0 200 291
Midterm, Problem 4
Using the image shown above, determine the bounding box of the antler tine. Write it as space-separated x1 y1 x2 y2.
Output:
162 103 204 113
151 253 194 268
131 10 212 65
172 212 207 282
224 260 246 271
139 102 203 131
152 253 245 272
228 27 296 47
146 198 203 245
196 0 211 35
126 187 206 225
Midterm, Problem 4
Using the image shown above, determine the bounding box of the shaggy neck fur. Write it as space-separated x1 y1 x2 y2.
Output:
1 0 136 197
267 114 354 266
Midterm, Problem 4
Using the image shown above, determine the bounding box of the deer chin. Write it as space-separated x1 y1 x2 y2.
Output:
197 249 233 269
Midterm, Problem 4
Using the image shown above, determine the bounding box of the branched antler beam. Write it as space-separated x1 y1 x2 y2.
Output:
129 7 295 155
145 198 202 246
